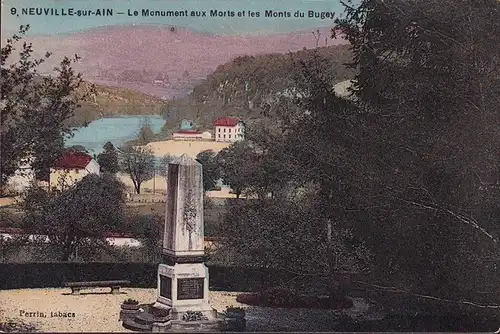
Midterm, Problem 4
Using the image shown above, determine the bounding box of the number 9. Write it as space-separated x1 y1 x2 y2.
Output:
11 7 17 15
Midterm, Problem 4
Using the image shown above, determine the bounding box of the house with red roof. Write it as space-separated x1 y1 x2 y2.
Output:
213 117 245 142
49 151 100 191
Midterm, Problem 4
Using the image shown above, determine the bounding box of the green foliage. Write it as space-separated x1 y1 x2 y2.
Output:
0 25 89 191
196 150 221 192
97 141 120 174
123 298 139 305
118 145 156 194
218 198 371 277
20 173 127 261
157 154 177 177
123 212 163 263
329 0 500 296
216 0 500 301
64 145 88 154
217 141 256 198
136 124 155 145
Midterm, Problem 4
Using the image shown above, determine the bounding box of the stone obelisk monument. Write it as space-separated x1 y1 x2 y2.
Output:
155 154 217 321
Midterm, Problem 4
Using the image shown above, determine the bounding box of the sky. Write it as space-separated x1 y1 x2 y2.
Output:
1 0 351 36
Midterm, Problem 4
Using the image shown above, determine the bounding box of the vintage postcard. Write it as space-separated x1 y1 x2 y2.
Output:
1 0 499 332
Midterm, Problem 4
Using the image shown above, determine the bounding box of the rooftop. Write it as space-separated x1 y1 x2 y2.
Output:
213 117 241 127
53 152 93 169
173 130 203 134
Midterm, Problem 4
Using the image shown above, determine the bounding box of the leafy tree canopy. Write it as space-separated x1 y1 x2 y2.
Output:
0 25 90 192
97 141 120 174
21 173 127 261
118 145 156 194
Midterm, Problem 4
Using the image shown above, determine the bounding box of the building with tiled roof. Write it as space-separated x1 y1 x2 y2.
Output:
49 151 100 191
213 117 245 142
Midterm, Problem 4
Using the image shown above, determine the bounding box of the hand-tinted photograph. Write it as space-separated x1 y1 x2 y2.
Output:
1 0 499 332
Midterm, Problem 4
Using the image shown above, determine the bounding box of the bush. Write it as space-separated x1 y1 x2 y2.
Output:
236 286 354 310
264 287 298 306
123 298 139 305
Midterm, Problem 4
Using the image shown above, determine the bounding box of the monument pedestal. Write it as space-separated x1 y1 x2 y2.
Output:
155 263 217 320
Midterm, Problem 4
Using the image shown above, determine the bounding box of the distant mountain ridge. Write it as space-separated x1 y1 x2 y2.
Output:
18 25 346 98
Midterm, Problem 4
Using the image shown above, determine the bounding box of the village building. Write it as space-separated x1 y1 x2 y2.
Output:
179 119 196 130
214 117 245 142
49 151 100 191
172 129 212 141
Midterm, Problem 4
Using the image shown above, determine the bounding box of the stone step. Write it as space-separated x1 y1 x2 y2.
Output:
122 318 151 331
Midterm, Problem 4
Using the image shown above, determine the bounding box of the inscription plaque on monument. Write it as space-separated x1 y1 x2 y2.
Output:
177 278 204 300
159 275 172 299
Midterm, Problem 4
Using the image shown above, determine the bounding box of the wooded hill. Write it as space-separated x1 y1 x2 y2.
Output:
70 82 168 127
158 44 355 137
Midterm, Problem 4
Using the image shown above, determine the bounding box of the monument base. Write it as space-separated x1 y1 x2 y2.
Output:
152 302 218 321
156 262 215 319
170 316 225 332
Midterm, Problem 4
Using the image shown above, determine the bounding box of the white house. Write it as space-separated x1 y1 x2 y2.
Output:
214 117 245 142
49 151 100 191
172 130 212 141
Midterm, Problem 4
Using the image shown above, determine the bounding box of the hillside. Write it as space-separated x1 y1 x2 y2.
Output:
23 25 346 99
70 82 168 126
158 44 355 136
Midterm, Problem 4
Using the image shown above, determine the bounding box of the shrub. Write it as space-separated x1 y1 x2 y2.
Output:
226 306 244 312
236 293 261 306
264 287 298 306
123 298 139 305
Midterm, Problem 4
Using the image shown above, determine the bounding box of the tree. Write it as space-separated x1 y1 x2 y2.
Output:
331 0 500 297
214 49 373 300
136 118 155 145
119 145 156 194
21 173 126 261
122 211 164 263
195 150 221 192
63 145 88 154
1 25 91 193
97 141 120 174
218 194 372 296
217 141 256 198
156 154 176 178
